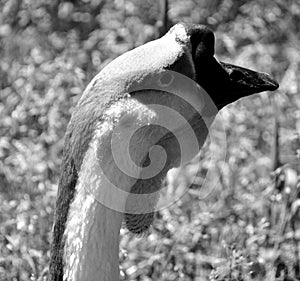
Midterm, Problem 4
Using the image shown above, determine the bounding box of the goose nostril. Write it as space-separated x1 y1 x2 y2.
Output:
229 69 244 81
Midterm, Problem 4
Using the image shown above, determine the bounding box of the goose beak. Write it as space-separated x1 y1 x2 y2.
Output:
219 61 279 96
195 57 279 110
188 23 279 109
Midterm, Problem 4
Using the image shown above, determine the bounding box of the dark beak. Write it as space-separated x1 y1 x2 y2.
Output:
189 24 279 109
218 61 279 106
194 53 279 109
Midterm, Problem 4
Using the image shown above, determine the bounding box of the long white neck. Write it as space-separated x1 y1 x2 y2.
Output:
62 122 134 281
63 188 122 281
61 96 208 280
62 99 159 281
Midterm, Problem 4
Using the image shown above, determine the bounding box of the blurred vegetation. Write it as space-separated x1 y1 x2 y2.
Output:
0 0 300 280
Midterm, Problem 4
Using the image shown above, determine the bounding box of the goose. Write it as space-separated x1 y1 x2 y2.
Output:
48 23 279 281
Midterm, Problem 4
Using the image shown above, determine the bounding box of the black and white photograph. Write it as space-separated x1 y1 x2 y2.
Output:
0 0 299 280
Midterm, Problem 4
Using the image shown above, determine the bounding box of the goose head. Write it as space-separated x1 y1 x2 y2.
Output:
172 23 279 109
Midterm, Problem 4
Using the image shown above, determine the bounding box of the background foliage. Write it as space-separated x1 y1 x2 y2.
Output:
0 0 300 280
